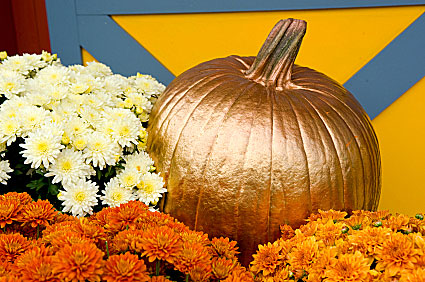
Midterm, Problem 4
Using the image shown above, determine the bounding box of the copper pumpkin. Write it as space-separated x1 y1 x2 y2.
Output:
147 19 381 265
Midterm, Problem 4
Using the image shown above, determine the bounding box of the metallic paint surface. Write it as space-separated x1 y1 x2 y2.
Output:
147 19 381 265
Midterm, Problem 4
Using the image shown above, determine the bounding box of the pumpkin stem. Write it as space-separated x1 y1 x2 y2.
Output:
245 18 306 88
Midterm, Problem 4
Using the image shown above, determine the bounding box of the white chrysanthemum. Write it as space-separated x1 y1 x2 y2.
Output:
135 172 166 205
0 117 20 145
85 61 113 78
58 179 99 217
45 148 94 185
126 92 152 111
78 105 103 128
36 65 70 85
0 69 26 98
117 168 142 189
103 74 128 96
124 151 154 174
0 54 44 76
17 105 50 136
64 116 90 138
0 160 13 185
19 128 64 169
0 96 31 118
101 177 135 207
134 74 165 97
83 131 121 168
109 117 141 148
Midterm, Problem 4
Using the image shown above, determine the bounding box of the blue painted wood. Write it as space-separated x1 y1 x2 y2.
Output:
77 15 175 85
45 0 81 65
76 0 425 15
344 13 425 119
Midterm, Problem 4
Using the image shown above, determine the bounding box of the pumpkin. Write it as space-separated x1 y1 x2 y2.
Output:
147 18 381 265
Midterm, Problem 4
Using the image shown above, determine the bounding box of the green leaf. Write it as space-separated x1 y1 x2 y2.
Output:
48 183 59 195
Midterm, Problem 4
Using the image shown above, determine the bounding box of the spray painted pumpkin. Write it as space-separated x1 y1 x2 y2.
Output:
147 18 381 265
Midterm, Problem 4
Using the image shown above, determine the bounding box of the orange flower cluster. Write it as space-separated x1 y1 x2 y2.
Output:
0 192 253 281
250 209 425 282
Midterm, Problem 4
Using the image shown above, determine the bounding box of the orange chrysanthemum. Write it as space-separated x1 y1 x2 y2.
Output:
344 214 370 230
0 192 32 205
212 257 236 280
315 221 345 246
280 224 295 240
141 226 182 264
19 199 56 228
383 214 411 232
223 266 254 282
318 209 347 223
49 231 93 252
180 231 209 247
51 242 104 282
287 237 319 275
149 276 173 282
298 221 319 237
209 237 239 260
365 210 390 221
14 245 53 269
0 275 20 282
0 233 31 263
111 229 144 254
74 218 108 247
20 255 58 282
174 242 211 274
188 264 212 282
108 201 148 231
348 226 391 257
324 251 371 282
103 252 149 282
400 268 425 282
250 241 284 276
0 199 21 229
0 260 12 277
375 232 419 277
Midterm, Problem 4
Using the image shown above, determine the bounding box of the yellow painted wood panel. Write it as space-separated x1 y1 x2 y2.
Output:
112 6 425 84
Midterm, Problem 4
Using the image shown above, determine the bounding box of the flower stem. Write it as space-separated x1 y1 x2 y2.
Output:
36 225 40 240
105 240 110 259
186 274 189 282
156 260 160 276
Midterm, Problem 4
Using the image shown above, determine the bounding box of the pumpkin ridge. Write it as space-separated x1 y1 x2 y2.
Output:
152 72 229 141
283 91 313 214
164 78 236 206
271 90 288 227
299 95 348 209
311 91 380 209
191 80 258 231
232 84 265 242
307 93 370 209
267 87 274 242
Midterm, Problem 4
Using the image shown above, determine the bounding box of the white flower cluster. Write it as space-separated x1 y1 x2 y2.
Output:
0 52 167 217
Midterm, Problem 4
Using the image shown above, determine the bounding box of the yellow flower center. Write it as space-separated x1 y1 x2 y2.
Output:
92 141 103 151
5 82 15 91
60 160 72 172
36 142 49 153
123 175 136 187
119 126 130 137
142 182 154 194
74 191 86 203
112 192 123 202
74 139 86 150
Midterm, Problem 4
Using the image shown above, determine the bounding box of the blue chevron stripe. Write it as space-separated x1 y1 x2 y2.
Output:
344 12 425 119
75 0 425 14
77 15 175 85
